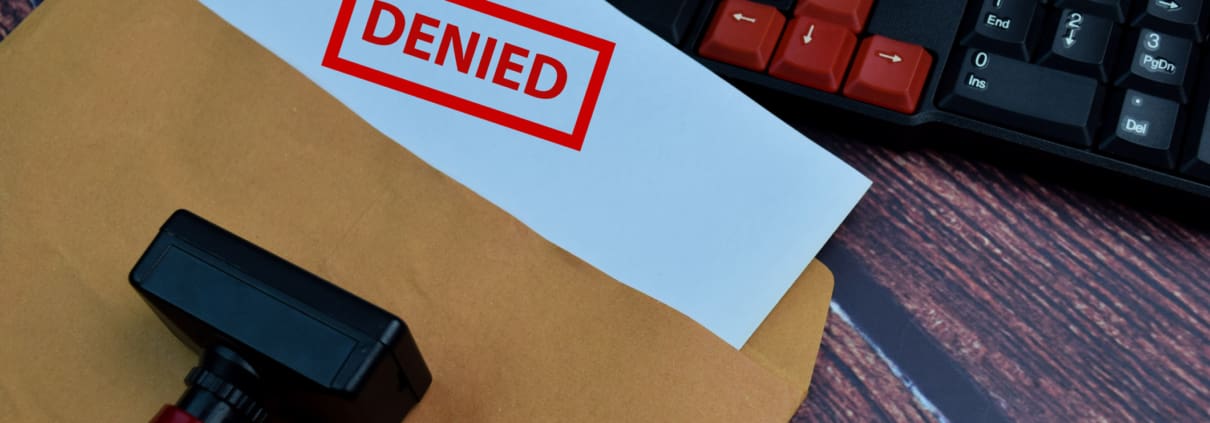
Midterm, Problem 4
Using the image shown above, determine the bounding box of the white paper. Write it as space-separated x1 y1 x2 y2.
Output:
197 0 870 347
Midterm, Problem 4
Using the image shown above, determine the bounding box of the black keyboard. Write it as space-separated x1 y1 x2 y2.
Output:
608 0 1210 202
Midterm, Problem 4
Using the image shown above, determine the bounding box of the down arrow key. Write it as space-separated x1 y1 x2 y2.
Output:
769 18 857 93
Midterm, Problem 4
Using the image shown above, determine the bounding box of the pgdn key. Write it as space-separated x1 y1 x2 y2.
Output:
940 50 1105 146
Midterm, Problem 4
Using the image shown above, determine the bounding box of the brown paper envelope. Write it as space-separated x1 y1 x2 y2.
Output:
0 0 833 421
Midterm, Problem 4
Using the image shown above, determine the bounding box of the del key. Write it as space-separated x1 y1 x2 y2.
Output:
940 50 1105 146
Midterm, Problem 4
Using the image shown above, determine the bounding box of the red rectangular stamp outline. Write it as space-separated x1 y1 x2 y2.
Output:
322 0 616 151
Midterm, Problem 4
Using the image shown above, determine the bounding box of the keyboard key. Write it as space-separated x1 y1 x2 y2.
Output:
843 35 932 113
793 0 875 33
940 49 1105 146
1115 29 1197 103
1133 0 1207 41
608 0 703 45
1055 0 1131 22
962 0 1046 61
1100 90 1182 168
769 18 858 92
1041 10 1120 82
698 0 787 71
1180 105 1210 180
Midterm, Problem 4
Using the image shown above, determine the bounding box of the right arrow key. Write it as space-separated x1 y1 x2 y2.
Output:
843 35 933 114
1135 0 1207 41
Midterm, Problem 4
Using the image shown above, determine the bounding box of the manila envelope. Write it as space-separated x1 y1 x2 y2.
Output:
0 0 834 421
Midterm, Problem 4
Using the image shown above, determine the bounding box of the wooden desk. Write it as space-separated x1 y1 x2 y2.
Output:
798 124 1210 422
4 2 1206 420
0 0 33 40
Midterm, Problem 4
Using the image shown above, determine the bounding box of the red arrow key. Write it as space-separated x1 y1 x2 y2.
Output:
843 35 932 114
698 0 787 71
795 0 875 34
769 18 857 93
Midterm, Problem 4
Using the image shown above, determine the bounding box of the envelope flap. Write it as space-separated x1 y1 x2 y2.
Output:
743 262 834 392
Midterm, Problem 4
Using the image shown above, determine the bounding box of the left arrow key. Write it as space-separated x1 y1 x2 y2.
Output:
699 0 787 71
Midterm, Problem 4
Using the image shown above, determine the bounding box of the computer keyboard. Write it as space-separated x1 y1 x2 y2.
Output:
608 0 1210 201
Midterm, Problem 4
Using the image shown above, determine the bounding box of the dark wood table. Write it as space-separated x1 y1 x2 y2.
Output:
0 0 33 40
4 2 1207 421
797 123 1210 422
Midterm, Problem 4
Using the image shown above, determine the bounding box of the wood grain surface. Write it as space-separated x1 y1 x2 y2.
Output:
0 0 33 41
4 3 1208 422
794 123 1210 422
795 312 942 423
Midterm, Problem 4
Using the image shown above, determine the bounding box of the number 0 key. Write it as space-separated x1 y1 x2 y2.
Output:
940 49 1105 146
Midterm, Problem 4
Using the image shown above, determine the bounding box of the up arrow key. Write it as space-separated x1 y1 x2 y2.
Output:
878 52 903 63
732 13 757 23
